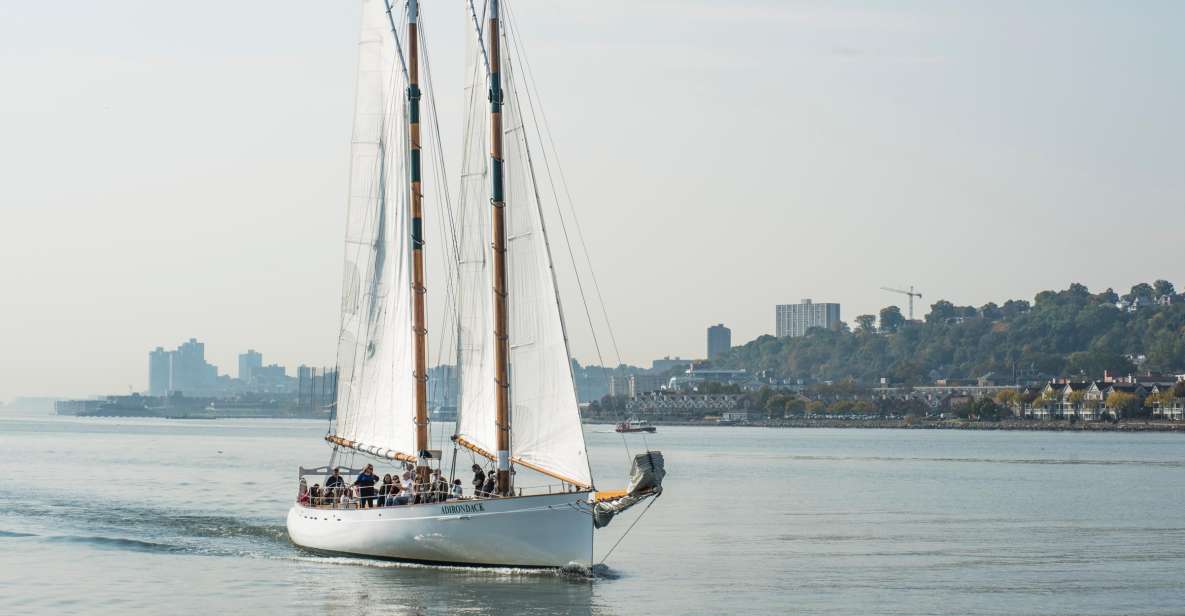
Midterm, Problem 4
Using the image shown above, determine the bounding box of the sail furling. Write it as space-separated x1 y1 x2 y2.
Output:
330 0 417 460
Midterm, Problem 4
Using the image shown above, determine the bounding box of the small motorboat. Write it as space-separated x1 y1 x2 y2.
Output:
615 419 657 433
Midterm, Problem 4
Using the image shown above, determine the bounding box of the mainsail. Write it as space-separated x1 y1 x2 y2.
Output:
453 3 592 490
330 0 417 461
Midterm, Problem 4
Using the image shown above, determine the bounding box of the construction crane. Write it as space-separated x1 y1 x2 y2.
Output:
881 286 923 321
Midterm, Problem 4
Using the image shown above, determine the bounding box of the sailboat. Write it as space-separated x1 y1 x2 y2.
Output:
286 0 664 568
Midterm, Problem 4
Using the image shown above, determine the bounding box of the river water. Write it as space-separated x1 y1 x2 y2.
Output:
2 413 1184 615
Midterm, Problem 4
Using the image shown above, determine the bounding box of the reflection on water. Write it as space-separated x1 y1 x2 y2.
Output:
307 560 596 616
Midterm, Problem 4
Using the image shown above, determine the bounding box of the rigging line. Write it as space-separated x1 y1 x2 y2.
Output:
496 23 597 487
502 0 623 368
501 1 607 380
599 492 660 565
465 0 491 77
420 11 463 383
381 0 410 83
416 8 460 458
501 6 617 469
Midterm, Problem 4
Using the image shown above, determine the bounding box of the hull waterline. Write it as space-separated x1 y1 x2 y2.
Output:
287 492 594 568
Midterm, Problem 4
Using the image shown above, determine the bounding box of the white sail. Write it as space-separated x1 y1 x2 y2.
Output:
452 11 499 459
499 29 593 489
331 0 417 459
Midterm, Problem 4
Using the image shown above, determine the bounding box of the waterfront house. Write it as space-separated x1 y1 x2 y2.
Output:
1027 383 1064 420
1148 385 1184 421
1056 381 1093 420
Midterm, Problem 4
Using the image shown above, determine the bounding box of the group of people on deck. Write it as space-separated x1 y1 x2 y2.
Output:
298 463 507 509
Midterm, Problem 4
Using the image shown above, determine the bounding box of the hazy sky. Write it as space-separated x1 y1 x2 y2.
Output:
2 1 1183 400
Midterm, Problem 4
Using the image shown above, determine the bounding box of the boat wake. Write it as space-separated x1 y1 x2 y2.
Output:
280 554 617 579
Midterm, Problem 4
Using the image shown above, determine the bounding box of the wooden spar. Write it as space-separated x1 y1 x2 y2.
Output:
325 434 417 463
452 436 594 491
488 0 512 497
407 0 430 484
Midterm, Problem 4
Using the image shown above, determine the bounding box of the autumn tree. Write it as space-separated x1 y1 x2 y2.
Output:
1105 391 1140 418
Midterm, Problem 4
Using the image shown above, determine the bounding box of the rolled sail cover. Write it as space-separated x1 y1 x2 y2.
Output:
594 451 665 529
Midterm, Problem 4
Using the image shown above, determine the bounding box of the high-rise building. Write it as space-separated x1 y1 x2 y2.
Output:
629 374 665 397
148 347 171 396
239 349 263 382
707 324 731 359
776 299 841 338
608 375 631 398
170 338 217 393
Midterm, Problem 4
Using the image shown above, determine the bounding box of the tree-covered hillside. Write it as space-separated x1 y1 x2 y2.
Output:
715 282 1185 385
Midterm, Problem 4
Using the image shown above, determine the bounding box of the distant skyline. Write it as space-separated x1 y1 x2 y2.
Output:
2 1 1183 400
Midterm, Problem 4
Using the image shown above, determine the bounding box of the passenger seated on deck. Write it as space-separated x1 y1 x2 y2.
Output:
452 479 464 500
309 484 322 506
297 478 310 505
379 474 393 506
431 470 449 502
401 470 415 498
388 481 409 506
471 464 486 496
339 485 357 509
356 464 379 508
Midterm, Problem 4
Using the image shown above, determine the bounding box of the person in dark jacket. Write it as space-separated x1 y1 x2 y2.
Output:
355 464 380 508
325 468 345 490
471 464 486 496
481 473 497 498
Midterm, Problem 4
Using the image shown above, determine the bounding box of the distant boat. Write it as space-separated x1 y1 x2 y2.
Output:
615 419 657 433
285 0 664 568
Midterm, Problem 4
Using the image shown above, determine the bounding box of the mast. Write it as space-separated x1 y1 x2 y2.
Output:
488 0 512 496
407 0 430 482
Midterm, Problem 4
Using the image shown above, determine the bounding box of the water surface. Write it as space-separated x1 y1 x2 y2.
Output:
2 414 1184 615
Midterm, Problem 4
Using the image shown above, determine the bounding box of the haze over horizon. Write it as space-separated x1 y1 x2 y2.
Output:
2 1 1183 400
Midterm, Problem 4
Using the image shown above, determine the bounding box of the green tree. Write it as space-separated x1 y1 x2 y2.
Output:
1125 283 1155 302
973 398 1003 421
855 314 877 333
879 306 905 332
1001 299 1031 317
926 300 957 323
1153 279 1176 298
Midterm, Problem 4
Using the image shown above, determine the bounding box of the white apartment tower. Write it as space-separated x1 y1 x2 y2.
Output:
776 299 841 338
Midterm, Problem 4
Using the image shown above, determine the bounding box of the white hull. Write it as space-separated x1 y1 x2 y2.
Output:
286 492 594 568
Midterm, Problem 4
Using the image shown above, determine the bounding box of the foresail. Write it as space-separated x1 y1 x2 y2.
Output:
453 8 499 458
332 0 417 459
499 32 593 490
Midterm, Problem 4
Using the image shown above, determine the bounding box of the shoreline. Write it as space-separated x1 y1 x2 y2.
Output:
586 418 1185 432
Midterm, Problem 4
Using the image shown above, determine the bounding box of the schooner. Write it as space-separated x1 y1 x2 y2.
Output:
286 0 664 568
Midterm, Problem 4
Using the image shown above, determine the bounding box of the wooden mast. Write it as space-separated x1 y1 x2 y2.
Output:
488 0 512 496
407 0 430 483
